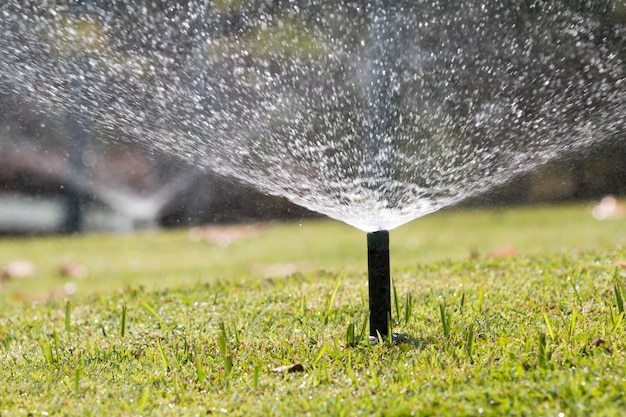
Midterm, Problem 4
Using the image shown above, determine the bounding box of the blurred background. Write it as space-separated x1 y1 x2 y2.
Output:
0 90 316 235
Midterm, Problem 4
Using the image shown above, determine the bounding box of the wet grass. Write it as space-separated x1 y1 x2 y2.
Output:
1 202 626 416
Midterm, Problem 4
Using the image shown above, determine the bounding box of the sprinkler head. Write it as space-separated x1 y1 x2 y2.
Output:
367 230 391 339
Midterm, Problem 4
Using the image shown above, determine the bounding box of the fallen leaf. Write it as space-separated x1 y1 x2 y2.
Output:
12 288 69 303
58 261 89 279
610 260 626 268
271 364 304 374
188 224 263 247
1 260 35 279
251 263 307 278
487 245 517 259
590 338 606 347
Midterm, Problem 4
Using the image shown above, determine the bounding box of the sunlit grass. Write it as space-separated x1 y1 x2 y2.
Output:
1 202 625 416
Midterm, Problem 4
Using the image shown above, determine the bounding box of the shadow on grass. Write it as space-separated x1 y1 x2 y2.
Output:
395 333 436 350
355 333 435 350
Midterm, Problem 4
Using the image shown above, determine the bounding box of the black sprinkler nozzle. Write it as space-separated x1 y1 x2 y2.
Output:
367 230 391 338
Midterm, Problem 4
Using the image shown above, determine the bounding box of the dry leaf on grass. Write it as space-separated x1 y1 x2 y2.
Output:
271 364 305 374
12 285 76 303
188 224 263 247
610 260 626 268
487 245 517 259
471 245 518 260
58 261 89 279
1 260 35 280
251 263 307 278
590 338 606 347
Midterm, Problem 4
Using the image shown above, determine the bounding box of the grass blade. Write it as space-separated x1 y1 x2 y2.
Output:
345 352 357 385
65 301 71 336
466 324 475 363
138 385 150 413
346 322 356 347
392 278 400 323
313 343 329 366
439 302 451 339
543 312 555 340
217 323 233 378
299 294 307 317
53 330 60 362
404 292 413 325
156 338 170 372
253 364 260 391
74 368 80 395
568 310 578 343
41 339 55 364
140 300 164 329
120 305 127 338
194 355 206 385
609 305 624 333
614 283 624 314
478 290 485 313
538 333 550 369
459 292 466 314
324 273 342 325
359 315 368 345
570 279 582 306
374 330 384 345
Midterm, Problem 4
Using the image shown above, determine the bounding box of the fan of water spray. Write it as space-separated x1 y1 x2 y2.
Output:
2 1 623 232
1 0 624 337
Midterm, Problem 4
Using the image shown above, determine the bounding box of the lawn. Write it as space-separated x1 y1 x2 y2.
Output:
1 203 625 416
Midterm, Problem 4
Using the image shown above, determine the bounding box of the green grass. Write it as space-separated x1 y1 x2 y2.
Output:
1 203 626 416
